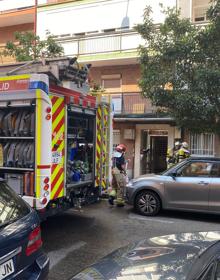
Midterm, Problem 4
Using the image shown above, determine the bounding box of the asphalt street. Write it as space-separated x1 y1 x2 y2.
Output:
41 200 220 280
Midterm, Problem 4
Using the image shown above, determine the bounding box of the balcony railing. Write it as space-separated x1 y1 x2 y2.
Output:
110 93 157 115
58 30 143 57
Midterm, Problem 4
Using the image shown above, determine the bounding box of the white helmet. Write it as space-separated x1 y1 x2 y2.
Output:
182 142 189 148
175 141 181 147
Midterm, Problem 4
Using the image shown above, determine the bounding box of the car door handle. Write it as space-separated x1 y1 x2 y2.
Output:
198 181 209 185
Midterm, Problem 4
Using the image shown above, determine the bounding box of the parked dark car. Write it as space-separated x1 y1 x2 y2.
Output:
126 157 220 216
71 231 220 280
0 180 49 280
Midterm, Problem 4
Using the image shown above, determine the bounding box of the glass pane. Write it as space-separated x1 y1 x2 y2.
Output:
190 133 214 156
211 163 220 177
215 260 220 279
140 130 150 175
199 264 213 280
112 96 122 114
180 162 213 177
0 182 30 228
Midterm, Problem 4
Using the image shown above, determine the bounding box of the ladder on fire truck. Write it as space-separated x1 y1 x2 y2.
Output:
0 57 91 95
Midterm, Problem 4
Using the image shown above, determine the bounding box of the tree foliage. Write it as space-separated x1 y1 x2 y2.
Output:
3 31 64 62
135 1 220 133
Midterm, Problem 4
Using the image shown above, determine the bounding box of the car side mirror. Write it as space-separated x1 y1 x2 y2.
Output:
170 172 177 179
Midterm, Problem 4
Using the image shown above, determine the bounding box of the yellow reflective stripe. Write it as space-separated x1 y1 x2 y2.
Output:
52 97 63 113
52 109 64 131
50 95 65 199
52 123 64 147
57 138 64 153
52 164 60 181
0 74 30 81
36 89 42 198
51 171 64 198
96 145 101 155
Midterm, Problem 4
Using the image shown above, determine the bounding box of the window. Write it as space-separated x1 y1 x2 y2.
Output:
197 263 214 279
193 4 210 22
210 163 220 177
178 161 213 177
101 74 121 93
190 133 214 156
113 129 120 149
111 95 122 114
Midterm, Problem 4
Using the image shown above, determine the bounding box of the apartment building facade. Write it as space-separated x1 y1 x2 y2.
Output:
0 0 217 177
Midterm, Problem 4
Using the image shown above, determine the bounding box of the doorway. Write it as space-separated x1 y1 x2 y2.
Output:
150 136 168 173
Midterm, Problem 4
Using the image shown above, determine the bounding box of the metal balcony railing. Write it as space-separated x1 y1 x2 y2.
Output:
59 31 143 56
110 93 157 115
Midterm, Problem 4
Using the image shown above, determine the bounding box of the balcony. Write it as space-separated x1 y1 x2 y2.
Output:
110 93 156 115
107 93 173 123
56 30 143 66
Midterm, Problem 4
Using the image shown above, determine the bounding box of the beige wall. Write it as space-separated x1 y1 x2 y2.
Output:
134 124 178 177
113 122 135 178
113 122 180 178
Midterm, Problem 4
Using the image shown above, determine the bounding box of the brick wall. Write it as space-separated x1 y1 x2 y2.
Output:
0 23 34 45
0 23 34 64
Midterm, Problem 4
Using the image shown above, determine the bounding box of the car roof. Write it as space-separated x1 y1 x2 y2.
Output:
188 157 220 162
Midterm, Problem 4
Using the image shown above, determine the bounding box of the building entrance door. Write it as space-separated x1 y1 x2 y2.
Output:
150 136 168 173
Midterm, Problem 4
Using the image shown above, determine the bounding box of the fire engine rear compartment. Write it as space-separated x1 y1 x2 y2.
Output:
66 108 96 189
0 92 97 212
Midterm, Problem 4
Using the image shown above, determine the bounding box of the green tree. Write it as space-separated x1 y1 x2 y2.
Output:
135 1 220 133
3 31 64 62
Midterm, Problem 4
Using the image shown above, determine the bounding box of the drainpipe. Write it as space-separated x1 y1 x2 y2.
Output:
34 0 38 60
34 0 38 36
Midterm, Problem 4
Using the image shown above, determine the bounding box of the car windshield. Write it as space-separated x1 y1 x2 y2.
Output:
160 160 187 176
0 181 30 228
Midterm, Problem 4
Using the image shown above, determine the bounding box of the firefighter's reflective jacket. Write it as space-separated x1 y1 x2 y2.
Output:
166 147 178 168
177 148 190 162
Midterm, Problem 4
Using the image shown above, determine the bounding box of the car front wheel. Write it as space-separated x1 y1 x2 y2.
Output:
134 190 161 216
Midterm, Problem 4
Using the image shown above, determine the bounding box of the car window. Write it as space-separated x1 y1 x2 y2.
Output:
215 260 220 279
197 263 214 280
210 163 220 177
177 162 213 177
0 182 30 228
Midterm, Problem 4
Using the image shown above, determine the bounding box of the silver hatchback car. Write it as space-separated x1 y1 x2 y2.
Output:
126 157 220 216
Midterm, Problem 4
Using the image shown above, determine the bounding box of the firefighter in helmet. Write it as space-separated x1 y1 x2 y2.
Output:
177 141 190 162
166 141 181 169
109 144 127 207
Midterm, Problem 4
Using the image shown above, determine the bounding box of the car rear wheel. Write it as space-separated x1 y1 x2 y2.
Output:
134 190 161 216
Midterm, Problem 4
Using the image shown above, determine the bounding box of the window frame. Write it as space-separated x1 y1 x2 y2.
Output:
190 133 215 157
175 161 214 178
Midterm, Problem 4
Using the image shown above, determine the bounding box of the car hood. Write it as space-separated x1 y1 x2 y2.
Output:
130 174 162 184
72 231 220 280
